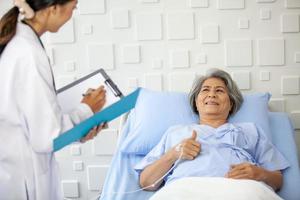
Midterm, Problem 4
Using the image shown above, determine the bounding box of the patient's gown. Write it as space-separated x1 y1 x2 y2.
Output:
135 123 289 185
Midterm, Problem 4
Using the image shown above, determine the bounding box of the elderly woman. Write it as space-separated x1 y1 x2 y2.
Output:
135 68 289 193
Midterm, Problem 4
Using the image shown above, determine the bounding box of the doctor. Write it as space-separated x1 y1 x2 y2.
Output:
0 0 106 199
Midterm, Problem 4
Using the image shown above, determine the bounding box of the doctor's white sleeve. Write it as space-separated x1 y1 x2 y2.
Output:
15 53 93 153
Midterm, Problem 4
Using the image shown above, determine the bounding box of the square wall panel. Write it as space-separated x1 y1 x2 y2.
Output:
169 50 190 68
73 161 84 171
189 0 209 8
260 71 270 81
111 9 129 29
93 129 118 155
65 61 76 73
260 9 271 20
135 13 162 41
290 111 300 129
61 180 79 198
281 76 300 95
87 165 109 191
281 14 300 33
269 98 285 112
79 0 105 14
217 0 245 9
47 19 74 44
82 24 93 35
257 38 285 66
144 73 163 91
168 72 196 92
225 39 252 67
121 44 141 63
285 0 300 8
200 24 219 44
87 44 114 70
232 71 251 90
167 12 195 40
238 19 249 29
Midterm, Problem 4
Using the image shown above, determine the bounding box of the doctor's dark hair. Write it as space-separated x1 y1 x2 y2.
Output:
189 68 244 118
0 0 72 55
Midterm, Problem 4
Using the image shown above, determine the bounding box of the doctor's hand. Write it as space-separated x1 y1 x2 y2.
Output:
80 122 108 143
81 85 106 113
171 130 201 160
225 162 265 181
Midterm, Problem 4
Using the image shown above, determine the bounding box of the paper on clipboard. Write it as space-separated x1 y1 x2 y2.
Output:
56 69 123 113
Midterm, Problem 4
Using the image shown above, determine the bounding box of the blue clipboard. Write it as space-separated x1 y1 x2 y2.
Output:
53 88 140 152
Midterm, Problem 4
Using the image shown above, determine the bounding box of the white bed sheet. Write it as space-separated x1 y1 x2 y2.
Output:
150 177 282 200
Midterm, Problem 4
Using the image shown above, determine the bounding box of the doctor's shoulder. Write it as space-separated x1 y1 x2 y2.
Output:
8 35 48 65
4 36 36 59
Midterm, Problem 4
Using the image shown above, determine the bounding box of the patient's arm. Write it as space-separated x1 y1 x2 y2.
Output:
140 149 178 191
226 162 283 191
140 131 201 191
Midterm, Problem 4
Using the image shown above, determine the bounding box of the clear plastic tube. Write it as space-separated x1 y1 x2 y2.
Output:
87 147 184 200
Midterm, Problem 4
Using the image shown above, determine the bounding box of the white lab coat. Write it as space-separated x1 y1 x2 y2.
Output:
0 23 93 200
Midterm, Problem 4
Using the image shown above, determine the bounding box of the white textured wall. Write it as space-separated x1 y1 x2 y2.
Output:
1 0 300 199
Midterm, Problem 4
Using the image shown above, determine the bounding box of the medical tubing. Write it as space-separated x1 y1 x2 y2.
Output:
89 147 184 200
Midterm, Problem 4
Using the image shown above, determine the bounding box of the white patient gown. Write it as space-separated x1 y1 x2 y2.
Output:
0 23 93 200
135 123 290 185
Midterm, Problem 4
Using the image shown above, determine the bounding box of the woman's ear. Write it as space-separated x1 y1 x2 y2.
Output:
195 99 200 112
48 4 58 15
229 101 233 114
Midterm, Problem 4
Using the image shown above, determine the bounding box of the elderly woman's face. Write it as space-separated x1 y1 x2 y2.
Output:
196 78 232 119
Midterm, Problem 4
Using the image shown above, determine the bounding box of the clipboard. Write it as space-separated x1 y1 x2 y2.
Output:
54 68 141 152
54 87 140 152
56 68 123 113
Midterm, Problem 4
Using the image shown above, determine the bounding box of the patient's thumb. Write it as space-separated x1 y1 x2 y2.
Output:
190 130 197 140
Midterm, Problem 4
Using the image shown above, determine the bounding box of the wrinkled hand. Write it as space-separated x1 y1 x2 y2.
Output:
172 130 201 160
80 123 108 143
81 85 106 113
225 162 265 181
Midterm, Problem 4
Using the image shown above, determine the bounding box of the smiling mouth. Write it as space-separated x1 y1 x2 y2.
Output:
205 102 218 105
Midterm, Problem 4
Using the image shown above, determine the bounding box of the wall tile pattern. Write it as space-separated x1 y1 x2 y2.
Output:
1 0 299 199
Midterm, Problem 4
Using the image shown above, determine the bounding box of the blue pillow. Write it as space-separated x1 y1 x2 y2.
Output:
120 88 271 155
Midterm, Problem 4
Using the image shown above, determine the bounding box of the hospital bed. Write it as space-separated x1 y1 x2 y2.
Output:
99 88 300 200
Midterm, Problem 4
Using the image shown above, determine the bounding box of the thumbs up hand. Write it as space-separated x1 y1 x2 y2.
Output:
190 130 197 141
171 130 201 160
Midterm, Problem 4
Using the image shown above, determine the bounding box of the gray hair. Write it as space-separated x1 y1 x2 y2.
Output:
189 68 243 118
